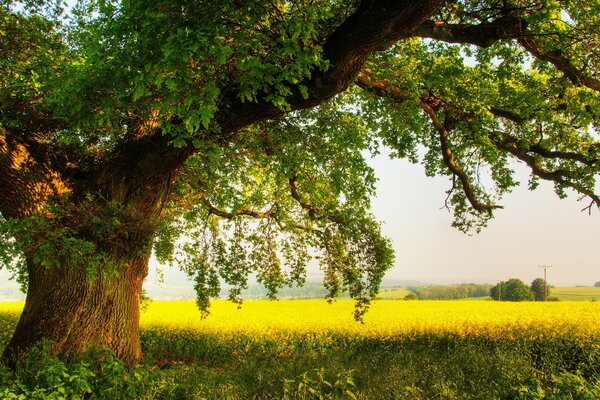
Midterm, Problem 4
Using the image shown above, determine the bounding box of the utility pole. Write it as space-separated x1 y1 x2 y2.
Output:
538 265 552 301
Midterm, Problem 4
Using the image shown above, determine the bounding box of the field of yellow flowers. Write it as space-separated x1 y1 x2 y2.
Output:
1 299 599 399
139 299 600 338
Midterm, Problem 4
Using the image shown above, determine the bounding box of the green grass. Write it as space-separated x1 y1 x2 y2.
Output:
552 286 600 301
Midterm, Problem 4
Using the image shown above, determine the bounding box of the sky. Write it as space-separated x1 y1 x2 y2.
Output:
368 152 600 286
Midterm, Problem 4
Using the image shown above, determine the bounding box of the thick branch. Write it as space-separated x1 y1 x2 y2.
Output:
356 73 502 213
491 134 600 207
414 14 525 48
414 15 600 92
216 0 445 134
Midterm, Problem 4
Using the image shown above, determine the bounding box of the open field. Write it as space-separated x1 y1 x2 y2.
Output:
1 300 599 399
552 286 600 301
375 286 600 301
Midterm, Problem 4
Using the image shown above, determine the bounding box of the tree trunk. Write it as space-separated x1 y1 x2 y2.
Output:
2 249 150 368
1 128 182 368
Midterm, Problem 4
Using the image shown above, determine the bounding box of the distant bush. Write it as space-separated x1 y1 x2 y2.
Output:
404 293 418 301
491 279 533 302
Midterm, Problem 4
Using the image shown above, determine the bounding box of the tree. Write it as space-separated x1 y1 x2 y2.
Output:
531 277 549 301
491 279 534 302
1 0 599 366
595 282 600 288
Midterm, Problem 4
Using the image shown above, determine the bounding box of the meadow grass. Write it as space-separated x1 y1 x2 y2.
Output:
1 300 599 399
552 286 600 301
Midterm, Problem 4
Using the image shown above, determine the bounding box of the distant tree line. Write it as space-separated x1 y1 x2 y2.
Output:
407 283 492 300
490 278 554 302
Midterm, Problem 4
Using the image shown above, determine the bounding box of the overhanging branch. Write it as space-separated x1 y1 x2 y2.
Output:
356 72 502 213
414 13 600 92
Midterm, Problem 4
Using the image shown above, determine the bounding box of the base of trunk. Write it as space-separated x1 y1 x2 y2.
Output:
2 257 147 368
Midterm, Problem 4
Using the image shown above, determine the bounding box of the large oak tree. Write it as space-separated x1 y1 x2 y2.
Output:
1 0 598 366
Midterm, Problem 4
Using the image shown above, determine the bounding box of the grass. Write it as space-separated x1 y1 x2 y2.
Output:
1 299 599 399
552 286 600 301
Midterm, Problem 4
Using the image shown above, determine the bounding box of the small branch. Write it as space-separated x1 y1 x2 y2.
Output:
490 133 600 207
289 174 321 219
581 199 597 216
422 102 502 213
202 198 276 219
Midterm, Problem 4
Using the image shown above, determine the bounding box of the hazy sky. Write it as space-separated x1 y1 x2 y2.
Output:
369 152 600 286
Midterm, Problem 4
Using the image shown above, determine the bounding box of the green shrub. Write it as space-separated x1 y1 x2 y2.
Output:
515 371 600 400
0 340 156 399
283 368 357 400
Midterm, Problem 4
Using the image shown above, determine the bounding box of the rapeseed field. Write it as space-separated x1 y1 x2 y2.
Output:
139 299 600 338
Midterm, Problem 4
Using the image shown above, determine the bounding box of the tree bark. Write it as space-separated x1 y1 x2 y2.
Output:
1 129 180 367
2 251 150 368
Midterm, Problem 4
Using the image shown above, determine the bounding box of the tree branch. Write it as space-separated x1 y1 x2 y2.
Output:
356 72 502 213
215 0 446 134
517 37 600 92
414 14 600 92
490 133 600 208
414 14 525 48
421 102 503 213
201 198 276 220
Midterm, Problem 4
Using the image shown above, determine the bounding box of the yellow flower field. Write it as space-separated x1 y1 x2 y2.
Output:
3 299 599 338
135 299 600 340
3 299 600 342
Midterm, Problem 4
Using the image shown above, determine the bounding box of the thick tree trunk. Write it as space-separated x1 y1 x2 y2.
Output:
1 127 181 368
2 249 150 368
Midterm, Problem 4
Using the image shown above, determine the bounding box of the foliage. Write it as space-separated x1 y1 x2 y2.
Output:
491 279 534 302
407 283 492 300
515 372 600 400
595 282 600 288
0 340 153 399
531 278 550 302
283 368 357 400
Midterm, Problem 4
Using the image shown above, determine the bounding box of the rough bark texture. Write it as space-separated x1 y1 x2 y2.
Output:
3 253 149 367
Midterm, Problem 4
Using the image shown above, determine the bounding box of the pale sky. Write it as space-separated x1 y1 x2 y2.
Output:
369 152 600 286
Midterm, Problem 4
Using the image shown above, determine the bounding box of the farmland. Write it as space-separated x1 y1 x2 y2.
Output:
1 299 599 399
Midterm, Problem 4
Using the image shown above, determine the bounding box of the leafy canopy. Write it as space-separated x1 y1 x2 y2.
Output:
1 0 599 317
